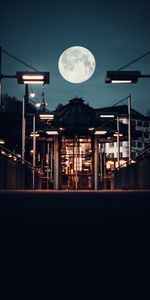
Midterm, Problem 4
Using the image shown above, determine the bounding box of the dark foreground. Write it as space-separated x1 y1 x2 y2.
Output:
1 190 150 296
1 190 150 244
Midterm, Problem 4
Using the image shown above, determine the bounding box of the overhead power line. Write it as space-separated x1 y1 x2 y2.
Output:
1 47 39 72
118 50 150 71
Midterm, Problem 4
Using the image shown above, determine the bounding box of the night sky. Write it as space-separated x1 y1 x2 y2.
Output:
1 0 150 114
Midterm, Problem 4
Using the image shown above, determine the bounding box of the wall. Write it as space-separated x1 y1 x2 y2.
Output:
0 155 39 189
111 156 150 189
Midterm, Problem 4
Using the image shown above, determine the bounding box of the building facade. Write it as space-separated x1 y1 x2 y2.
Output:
1 97 149 190
31 98 130 189
96 105 150 172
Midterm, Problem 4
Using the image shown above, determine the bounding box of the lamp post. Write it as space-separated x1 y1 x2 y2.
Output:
16 71 50 164
99 114 123 169
105 69 133 163
0 47 41 106
128 94 131 162
113 117 123 168
30 115 39 189
116 116 120 168
105 69 150 160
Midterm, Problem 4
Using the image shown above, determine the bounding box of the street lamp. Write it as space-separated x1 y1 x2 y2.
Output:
16 71 49 84
105 70 150 84
16 71 50 163
105 70 132 162
99 114 123 168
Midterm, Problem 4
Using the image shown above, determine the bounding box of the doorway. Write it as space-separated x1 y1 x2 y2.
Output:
60 135 93 189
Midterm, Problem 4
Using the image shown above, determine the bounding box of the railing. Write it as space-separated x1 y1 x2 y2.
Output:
0 144 41 189
0 144 53 189
112 147 150 174
109 147 150 189
0 144 32 167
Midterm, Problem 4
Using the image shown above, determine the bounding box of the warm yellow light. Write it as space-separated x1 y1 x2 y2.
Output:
113 132 123 137
0 139 5 144
59 127 65 131
30 132 40 137
94 130 107 135
46 130 58 135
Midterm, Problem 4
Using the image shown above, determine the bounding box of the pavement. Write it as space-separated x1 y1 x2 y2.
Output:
1 189 150 296
1 189 150 245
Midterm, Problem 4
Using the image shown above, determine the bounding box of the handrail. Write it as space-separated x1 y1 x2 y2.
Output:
0 144 39 173
112 147 150 174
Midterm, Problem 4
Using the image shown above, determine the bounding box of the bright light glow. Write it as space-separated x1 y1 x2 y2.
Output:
23 80 44 84
94 130 107 135
59 127 65 131
100 115 115 118
119 160 127 167
39 114 54 120
30 132 40 137
16 71 49 84
23 75 44 80
113 132 123 137
30 92 35 98
58 46 96 83
35 103 42 108
89 128 94 131
46 130 58 135
111 80 132 84
131 160 136 164
0 139 5 144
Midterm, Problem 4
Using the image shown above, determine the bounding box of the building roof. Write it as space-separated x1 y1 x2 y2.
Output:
95 104 150 120
49 97 129 138
52 97 96 128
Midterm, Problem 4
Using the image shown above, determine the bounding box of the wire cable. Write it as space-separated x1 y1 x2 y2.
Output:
118 50 150 71
2 47 39 72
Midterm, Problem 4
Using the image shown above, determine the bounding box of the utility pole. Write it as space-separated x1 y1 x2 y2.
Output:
32 115 36 190
117 116 120 168
128 94 131 163
22 84 29 163
0 47 2 107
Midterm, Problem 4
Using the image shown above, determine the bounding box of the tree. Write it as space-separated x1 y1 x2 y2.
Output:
0 94 37 152
55 103 63 110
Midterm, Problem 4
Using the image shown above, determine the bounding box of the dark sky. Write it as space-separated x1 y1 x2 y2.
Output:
0 0 150 114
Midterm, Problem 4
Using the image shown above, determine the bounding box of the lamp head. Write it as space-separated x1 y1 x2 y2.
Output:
105 70 141 84
16 71 50 84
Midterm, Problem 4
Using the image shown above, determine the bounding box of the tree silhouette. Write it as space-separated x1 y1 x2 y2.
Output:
0 94 37 153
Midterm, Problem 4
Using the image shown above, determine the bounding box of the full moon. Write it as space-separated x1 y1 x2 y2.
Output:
58 46 96 83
